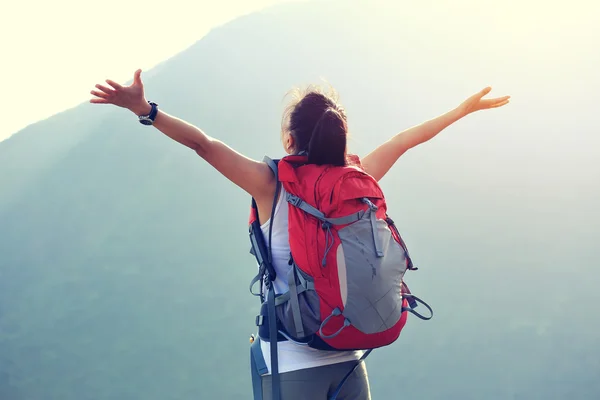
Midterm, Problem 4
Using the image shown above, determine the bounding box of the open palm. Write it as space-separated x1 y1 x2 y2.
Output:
458 87 510 116
90 69 148 115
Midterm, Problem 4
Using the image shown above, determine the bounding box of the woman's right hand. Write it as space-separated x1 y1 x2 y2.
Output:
90 69 151 116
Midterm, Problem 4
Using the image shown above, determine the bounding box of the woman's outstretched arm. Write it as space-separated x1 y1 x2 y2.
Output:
361 87 510 181
90 69 275 201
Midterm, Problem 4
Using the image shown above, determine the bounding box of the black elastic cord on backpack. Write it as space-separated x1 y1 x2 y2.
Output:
402 294 434 320
328 349 373 400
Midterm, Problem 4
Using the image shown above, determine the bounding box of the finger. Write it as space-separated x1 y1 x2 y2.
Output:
133 69 142 86
490 99 510 108
478 86 492 98
489 95 511 103
106 79 123 90
90 98 110 104
481 96 511 108
90 89 109 99
469 86 492 103
95 84 115 95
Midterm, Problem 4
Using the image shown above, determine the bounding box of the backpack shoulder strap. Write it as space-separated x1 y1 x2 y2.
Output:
263 156 279 176
263 156 282 400
262 156 281 283
248 157 281 298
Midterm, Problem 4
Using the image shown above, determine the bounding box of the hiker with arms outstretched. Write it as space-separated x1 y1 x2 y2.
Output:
90 69 509 400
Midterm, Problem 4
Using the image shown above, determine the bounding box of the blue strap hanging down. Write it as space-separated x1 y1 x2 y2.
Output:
250 338 268 400
267 285 281 400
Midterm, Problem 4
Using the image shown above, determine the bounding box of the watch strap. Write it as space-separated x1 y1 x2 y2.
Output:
139 101 158 125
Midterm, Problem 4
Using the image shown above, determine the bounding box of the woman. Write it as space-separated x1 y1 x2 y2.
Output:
90 69 509 399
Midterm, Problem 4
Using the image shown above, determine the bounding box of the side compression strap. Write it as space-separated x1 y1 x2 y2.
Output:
287 267 305 338
328 349 373 400
273 275 315 306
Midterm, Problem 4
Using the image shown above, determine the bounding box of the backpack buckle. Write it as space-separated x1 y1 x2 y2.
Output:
256 315 264 326
286 193 304 208
362 198 378 211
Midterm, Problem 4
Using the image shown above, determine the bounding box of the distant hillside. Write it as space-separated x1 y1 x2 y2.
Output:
1 1 599 399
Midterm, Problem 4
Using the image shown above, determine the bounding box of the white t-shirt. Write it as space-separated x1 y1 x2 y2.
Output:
259 186 363 374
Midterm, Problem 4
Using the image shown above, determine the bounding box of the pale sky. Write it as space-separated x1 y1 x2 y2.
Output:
0 0 295 142
2 0 598 144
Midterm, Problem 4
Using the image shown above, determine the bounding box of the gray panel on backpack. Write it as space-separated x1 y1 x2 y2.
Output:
276 268 321 339
337 212 408 334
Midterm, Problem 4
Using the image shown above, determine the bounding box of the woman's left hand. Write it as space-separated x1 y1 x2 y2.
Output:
458 87 510 116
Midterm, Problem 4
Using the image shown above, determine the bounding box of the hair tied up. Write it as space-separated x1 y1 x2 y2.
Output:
307 108 348 166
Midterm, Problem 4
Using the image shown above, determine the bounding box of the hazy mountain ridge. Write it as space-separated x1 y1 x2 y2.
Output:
1 1 599 399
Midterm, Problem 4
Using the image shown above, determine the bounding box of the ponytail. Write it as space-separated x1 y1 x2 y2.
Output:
307 108 347 166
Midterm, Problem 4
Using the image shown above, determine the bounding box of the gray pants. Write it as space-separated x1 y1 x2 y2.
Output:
260 361 371 400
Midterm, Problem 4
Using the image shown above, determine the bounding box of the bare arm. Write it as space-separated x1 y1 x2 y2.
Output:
362 87 510 181
90 69 274 201
362 108 463 181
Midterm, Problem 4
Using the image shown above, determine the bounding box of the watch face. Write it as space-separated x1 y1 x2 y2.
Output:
139 117 153 126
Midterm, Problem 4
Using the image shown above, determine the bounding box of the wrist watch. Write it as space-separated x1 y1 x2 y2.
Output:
138 101 158 125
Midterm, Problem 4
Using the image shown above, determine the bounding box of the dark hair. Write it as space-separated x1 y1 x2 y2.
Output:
282 87 348 166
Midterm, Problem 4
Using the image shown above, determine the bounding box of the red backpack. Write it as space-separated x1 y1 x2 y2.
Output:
248 155 432 400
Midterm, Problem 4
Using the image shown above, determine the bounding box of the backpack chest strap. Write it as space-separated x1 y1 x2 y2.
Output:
286 192 365 225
